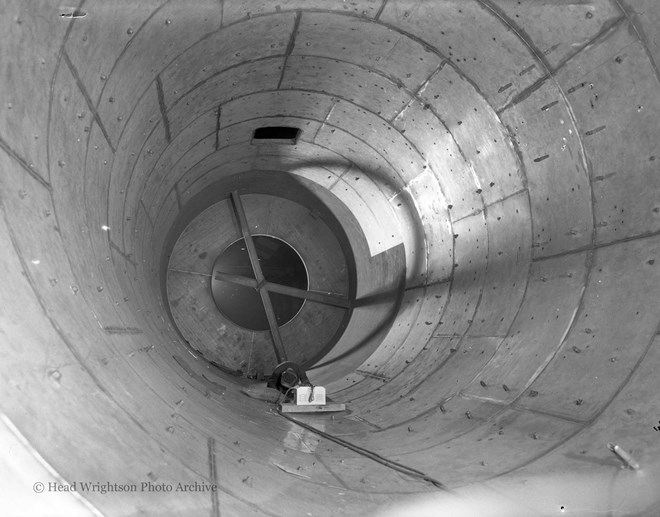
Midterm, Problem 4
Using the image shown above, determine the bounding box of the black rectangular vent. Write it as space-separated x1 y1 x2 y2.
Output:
252 126 300 144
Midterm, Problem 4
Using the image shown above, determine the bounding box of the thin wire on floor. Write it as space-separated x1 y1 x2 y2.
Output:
274 406 451 492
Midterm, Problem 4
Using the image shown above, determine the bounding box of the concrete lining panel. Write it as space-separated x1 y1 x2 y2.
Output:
390 189 426 285
361 337 502 428
151 188 180 259
464 252 588 402
377 282 450 380
489 0 623 69
139 125 216 222
625 0 660 78
85 125 115 243
501 79 593 259
340 282 450 405
364 397 506 453
166 57 286 137
280 55 413 121
391 406 580 486
380 0 545 110
405 170 454 285
468 191 531 337
357 286 427 379
176 142 348 206
419 65 525 205
330 174 399 257
0 0 69 181
50 63 123 330
512 335 660 482
339 164 397 227
65 0 169 104
293 12 443 91
556 20 660 245
0 169 238 514
84 126 131 331
326 100 426 186
523 236 660 420
0 155 100 342
220 91 335 128
434 213 488 337
0 232 214 516
392 100 483 220
314 124 401 196
95 1 222 144
310 246 405 386
126 124 169 252
108 81 161 250
222 0 385 26
162 13 294 110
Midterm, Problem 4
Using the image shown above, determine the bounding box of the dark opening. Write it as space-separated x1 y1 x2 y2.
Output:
252 126 301 142
60 8 87 18
211 236 308 331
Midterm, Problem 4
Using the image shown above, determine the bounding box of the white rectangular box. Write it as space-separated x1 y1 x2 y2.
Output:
295 386 326 405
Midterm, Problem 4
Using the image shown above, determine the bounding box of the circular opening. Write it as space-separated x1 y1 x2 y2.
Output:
211 235 308 331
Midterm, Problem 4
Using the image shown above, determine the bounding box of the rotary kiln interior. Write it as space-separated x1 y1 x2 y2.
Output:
1 1 660 516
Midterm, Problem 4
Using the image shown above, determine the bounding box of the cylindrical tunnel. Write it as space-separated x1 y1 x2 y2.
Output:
2 1 660 516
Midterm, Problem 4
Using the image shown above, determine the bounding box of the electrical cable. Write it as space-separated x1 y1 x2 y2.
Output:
276 387 295 406
275 407 452 492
